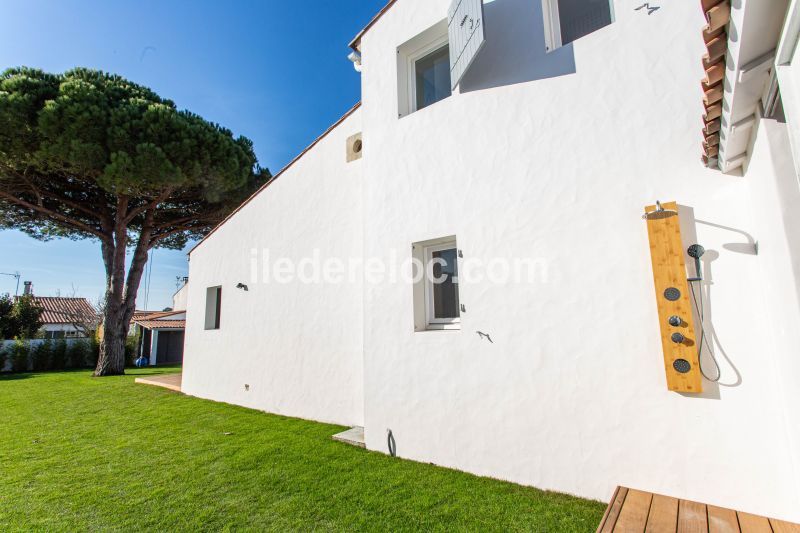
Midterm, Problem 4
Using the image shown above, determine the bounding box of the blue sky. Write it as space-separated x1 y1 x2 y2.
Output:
0 0 383 309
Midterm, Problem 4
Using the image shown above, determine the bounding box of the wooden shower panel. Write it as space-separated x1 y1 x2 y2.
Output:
644 202 703 393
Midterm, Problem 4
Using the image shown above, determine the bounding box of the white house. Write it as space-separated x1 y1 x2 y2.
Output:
182 0 800 522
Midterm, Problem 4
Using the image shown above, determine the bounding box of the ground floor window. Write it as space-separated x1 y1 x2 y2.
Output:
205 286 222 330
412 237 461 331
424 242 460 327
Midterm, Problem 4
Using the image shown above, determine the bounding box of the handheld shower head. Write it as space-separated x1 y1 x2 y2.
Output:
687 244 705 281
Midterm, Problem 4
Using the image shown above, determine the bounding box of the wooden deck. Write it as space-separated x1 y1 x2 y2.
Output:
134 373 182 392
597 487 800 532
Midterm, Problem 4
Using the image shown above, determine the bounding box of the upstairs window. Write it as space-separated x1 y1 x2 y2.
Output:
543 0 614 51
397 21 452 117
415 45 452 111
204 286 221 330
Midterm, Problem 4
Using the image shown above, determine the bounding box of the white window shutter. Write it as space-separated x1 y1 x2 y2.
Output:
448 0 486 90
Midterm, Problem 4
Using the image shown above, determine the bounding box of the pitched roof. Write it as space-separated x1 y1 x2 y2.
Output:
349 0 398 50
134 319 185 330
133 310 183 320
17 297 98 325
132 310 186 330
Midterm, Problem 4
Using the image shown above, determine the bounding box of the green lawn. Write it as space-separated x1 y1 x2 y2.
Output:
0 368 605 531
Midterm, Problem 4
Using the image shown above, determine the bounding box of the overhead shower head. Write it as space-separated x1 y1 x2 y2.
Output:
642 200 678 220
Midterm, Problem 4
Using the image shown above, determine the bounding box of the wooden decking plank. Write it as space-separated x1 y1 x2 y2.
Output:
598 486 628 533
771 518 800 533
707 505 739 533
678 499 709 533
646 494 679 532
737 512 772 533
615 489 653 532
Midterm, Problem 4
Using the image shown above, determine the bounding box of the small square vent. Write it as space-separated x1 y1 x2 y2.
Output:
346 132 363 162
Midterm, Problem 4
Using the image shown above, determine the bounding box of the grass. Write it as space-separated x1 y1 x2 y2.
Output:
0 368 605 531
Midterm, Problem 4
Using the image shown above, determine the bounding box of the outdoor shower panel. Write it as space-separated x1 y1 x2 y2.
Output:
643 201 703 393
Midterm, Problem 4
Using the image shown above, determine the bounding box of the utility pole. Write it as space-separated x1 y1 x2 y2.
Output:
0 272 21 296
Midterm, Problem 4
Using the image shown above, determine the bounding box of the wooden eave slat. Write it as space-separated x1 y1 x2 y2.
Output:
704 35 728 63
705 2 731 33
704 103 722 121
704 133 720 146
701 0 724 11
703 83 724 106
699 1 729 169
704 63 725 85
703 25 725 43
704 118 722 134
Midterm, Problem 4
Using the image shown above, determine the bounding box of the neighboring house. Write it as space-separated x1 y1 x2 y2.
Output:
131 280 188 365
182 0 800 523
132 310 186 365
14 283 98 339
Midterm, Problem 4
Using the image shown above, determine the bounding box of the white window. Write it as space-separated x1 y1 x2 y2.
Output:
204 286 221 330
397 21 452 117
412 237 461 331
414 44 452 111
424 242 461 328
542 0 614 51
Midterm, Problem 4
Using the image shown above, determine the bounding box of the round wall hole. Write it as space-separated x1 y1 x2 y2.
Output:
352 139 362 153
673 359 691 374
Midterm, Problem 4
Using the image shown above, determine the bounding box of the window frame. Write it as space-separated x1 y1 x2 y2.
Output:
204 286 222 331
409 38 451 113
541 0 615 52
401 32 451 115
423 241 461 330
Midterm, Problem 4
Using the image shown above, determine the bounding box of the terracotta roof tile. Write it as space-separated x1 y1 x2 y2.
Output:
16 297 98 325
134 319 185 330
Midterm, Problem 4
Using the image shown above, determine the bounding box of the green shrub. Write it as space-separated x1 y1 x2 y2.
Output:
87 337 100 369
66 340 90 369
50 339 67 371
30 340 53 371
10 339 30 372
0 344 7 372
125 332 140 368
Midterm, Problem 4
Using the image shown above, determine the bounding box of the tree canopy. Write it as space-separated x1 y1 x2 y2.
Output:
0 294 44 339
0 67 270 374
0 67 269 249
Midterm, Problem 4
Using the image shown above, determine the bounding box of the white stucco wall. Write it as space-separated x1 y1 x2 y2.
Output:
744 114 800 508
357 0 800 521
182 109 365 427
172 283 189 311
181 0 800 522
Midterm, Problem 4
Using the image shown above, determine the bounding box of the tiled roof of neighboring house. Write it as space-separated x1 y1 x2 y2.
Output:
700 0 731 168
133 310 183 320
132 310 186 330
17 297 98 325
134 319 186 330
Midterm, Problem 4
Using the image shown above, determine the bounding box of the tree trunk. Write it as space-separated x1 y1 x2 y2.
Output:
94 201 131 376
95 302 127 375
94 202 155 377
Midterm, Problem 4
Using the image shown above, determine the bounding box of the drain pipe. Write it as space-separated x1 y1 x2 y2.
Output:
348 51 362 73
